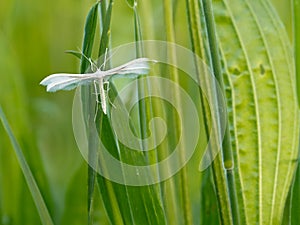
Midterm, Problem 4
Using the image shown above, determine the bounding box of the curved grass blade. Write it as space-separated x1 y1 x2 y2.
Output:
125 0 135 8
65 50 82 60
94 1 137 224
80 2 99 74
0 106 54 225
77 2 100 224
98 0 113 59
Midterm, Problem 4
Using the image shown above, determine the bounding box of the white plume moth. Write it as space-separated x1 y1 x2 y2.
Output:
40 57 153 115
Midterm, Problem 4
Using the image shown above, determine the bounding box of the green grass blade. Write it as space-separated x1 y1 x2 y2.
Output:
96 1 137 224
93 1 168 224
185 0 233 224
200 168 221 225
133 4 168 225
77 2 100 224
107 83 167 225
200 0 234 169
200 1 238 224
98 0 113 59
97 115 131 225
95 1 131 224
0 106 54 225
80 2 99 73
65 50 83 60
163 0 193 224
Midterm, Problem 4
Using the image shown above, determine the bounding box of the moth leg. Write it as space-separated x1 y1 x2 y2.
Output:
93 80 100 121
104 81 116 109
93 80 100 103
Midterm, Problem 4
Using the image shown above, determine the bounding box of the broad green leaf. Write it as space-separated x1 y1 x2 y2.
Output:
213 0 299 224
0 106 54 225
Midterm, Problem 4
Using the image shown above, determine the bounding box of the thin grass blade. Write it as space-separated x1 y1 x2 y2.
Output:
65 50 83 60
77 2 100 224
185 0 233 224
94 1 134 224
0 106 54 225
80 2 99 74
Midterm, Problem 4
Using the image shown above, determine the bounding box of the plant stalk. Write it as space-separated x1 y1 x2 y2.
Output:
200 1 239 224
185 0 235 224
163 0 193 224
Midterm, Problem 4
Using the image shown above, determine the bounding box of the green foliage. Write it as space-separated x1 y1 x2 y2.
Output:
0 0 299 225
212 1 299 224
0 107 54 225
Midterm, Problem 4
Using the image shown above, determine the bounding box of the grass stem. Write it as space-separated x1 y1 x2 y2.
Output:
163 0 193 224
200 1 238 224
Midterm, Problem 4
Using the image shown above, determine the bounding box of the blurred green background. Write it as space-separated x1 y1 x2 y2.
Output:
0 0 293 224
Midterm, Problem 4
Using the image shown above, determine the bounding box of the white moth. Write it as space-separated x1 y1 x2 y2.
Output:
40 57 152 114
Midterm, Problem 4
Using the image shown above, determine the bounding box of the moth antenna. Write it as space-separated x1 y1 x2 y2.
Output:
99 48 109 71
89 58 98 72
76 47 99 72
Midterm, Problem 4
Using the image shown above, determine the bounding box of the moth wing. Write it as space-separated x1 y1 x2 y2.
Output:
40 73 95 92
105 58 153 77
